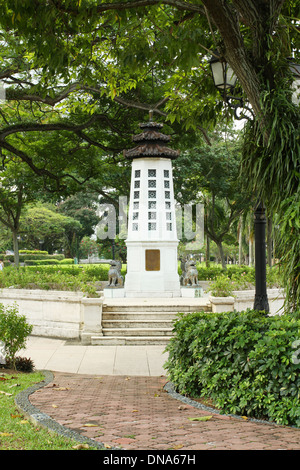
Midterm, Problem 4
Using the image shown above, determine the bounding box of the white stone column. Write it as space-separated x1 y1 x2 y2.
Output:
80 297 104 344
124 157 181 297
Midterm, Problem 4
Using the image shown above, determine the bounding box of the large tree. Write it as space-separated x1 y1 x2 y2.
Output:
0 159 44 265
174 128 252 267
20 202 82 255
0 0 299 310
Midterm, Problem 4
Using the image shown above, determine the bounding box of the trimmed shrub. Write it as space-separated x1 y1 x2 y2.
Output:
4 356 35 372
19 250 48 255
0 303 33 369
24 259 60 266
164 310 300 427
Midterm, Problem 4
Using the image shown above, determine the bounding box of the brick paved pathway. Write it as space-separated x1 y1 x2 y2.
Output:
29 372 300 451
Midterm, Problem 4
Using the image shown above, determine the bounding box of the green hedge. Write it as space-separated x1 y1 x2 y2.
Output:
164 310 300 427
24 259 60 266
19 250 48 255
196 264 255 280
24 258 74 266
3 253 64 262
24 264 113 279
0 264 117 291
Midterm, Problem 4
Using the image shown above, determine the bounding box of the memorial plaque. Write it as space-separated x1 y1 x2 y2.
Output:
145 249 160 271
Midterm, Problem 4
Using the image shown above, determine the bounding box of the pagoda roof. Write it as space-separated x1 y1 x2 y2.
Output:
124 120 179 160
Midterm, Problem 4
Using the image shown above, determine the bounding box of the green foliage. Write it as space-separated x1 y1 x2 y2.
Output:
209 275 236 297
276 194 300 315
20 203 82 254
79 236 99 259
197 264 280 290
4 356 34 372
0 303 33 369
19 250 48 255
3 253 65 263
0 264 125 296
165 310 300 427
242 88 300 312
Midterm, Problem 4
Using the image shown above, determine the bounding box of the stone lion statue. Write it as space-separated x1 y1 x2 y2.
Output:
108 260 124 287
182 259 198 287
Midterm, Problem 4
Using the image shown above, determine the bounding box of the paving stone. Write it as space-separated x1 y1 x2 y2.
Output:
26 372 300 451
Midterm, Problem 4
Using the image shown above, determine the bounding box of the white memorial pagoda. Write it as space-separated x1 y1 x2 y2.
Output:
122 114 181 297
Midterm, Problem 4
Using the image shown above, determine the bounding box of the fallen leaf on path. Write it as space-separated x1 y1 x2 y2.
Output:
82 423 98 427
0 390 12 396
172 444 184 450
72 444 89 450
188 416 213 422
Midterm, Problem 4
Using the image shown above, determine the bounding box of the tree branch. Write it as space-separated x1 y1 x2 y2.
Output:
0 140 61 184
5 82 81 106
0 113 117 139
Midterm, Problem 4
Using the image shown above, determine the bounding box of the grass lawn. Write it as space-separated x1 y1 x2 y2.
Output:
0 369 95 450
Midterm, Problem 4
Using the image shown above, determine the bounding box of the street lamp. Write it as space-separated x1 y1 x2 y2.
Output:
209 51 269 313
209 51 237 91
209 51 253 120
288 58 300 78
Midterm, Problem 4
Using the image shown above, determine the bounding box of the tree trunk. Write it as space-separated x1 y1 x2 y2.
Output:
238 215 243 265
12 230 19 267
218 241 226 269
249 225 254 267
205 235 210 267
267 216 273 268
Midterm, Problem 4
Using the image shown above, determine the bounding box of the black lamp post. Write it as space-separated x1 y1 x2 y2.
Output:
253 201 269 313
209 51 269 313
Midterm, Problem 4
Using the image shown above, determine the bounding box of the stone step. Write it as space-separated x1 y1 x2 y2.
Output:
102 311 180 320
97 299 211 345
102 319 175 328
91 335 172 346
103 304 211 313
102 327 173 337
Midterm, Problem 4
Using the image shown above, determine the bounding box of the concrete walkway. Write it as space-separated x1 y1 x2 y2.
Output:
21 336 168 376
19 336 300 452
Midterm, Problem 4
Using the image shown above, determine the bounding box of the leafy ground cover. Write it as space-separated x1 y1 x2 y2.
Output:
0 370 93 450
164 310 300 427
0 263 281 296
0 264 120 297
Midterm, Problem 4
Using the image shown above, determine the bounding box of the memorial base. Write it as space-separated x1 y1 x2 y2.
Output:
103 287 125 298
181 286 204 298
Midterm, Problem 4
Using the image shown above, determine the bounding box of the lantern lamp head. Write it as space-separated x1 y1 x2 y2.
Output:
209 51 237 91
